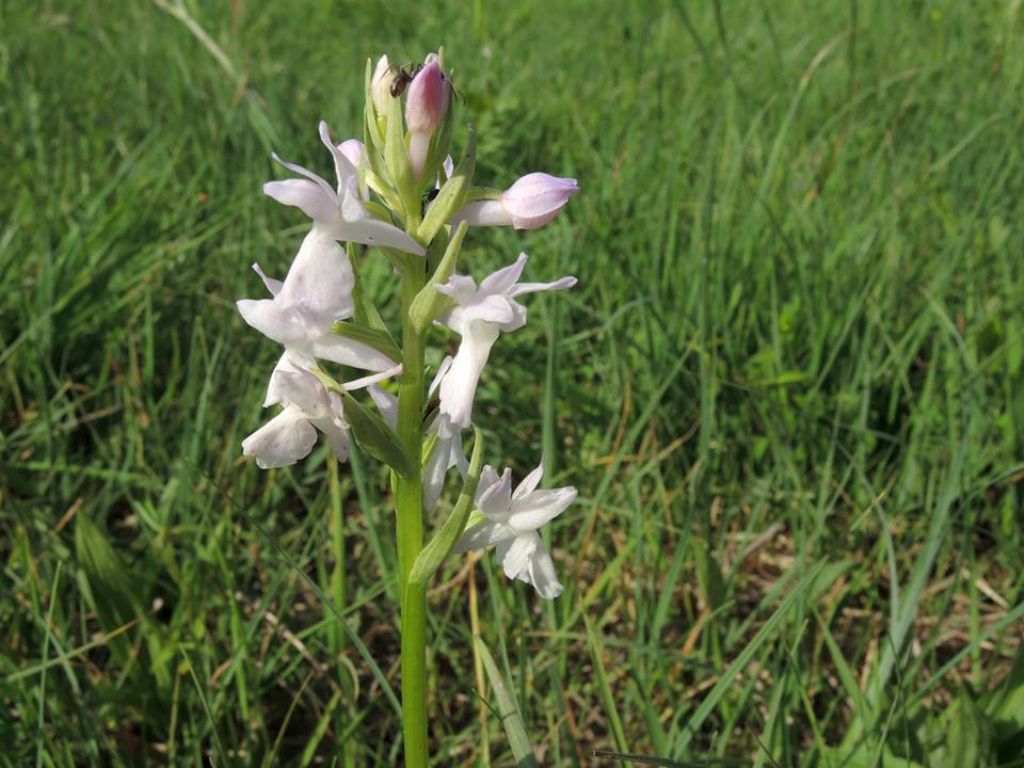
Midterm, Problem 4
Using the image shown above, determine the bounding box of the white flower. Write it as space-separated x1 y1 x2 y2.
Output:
264 121 425 256
237 229 396 373
454 462 577 599
435 253 576 433
242 352 400 469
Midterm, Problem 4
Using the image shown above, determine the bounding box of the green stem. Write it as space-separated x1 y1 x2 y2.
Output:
396 256 428 767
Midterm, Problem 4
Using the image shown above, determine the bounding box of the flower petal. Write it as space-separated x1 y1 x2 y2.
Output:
449 199 514 227
524 541 563 599
310 334 398 372
269 367 327 416
242 408 318 469
338 139 365 171
453 520 516 554
496 532 539 580
512 462 545 503
343 363 403 392
427 355 453 399
477 466 513 521
276 230 355 325
479 252 529 295
508 487 577 532
236 299 305 347
438 330 500 432
368 385 398 431
508 275 578 297
252 262 283 296
263 179 338 225
318 121 358 192
328 182 426 255
321 419 350 461
435 274 479 306
423 430 453 511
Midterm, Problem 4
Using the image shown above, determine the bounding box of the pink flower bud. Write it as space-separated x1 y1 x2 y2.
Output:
501 174 579 229
450 173 580 230
405 59 450 135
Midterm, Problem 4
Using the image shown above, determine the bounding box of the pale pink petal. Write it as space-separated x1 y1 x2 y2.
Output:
368 385 398 431
524 542 563 598
508 487 577 533
438 328 500 431
263 179 338 225
242 408 318 469
251 263 283 296
496 533 539 580
453 520 517 554
427 356 453 398
509 275 578 297
477 466 512 521
276 230 355 324
334 181 426 255
236 299 305 347
479 253 528 295
318 121 358 191
512 462 545 502
501 173 579 230
310 334 397 372
343 363 403 391
338 139 366 172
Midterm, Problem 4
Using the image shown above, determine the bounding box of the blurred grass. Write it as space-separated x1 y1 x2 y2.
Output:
1 0 1023 765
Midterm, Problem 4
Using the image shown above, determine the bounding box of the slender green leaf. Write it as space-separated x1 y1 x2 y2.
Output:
476 636 539 768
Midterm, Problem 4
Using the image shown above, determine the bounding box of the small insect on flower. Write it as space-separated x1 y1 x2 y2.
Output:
389 63 424 98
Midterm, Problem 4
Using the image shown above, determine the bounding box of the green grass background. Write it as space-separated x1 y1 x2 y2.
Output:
2 0 1023 765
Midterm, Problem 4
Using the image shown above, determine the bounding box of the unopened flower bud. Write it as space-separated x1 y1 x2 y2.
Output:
371 55 392 116
405 58 450 134
405 57 451 179
452 173 579 230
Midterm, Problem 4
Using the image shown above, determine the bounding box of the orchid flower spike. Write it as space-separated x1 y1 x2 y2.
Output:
454 462 577 598
237 229 397 373
436 253 576 434
264 121 425 255
243 352 400 469
405 55 451 179
452 173 579 230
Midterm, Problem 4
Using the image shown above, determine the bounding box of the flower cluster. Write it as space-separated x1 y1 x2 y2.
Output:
237 51 580 598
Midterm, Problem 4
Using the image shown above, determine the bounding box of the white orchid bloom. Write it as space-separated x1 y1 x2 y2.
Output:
454 463 576 599
264 121 425 256
435 253 576 434
237 229 396 373
242 352 401 469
